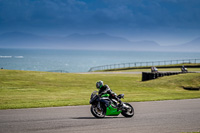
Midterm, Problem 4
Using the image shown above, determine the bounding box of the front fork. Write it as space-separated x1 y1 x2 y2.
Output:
97 102 102 110
121 103 131 111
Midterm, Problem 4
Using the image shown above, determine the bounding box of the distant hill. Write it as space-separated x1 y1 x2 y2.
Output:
163 37 200 52
0 32 46 48
62 33 133 50
180 37 200 51
131 40 160 50
0 32 199 51
0 32 161 50
62 33 161 50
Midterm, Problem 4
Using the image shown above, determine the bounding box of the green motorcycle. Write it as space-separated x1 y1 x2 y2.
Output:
89 91 134 118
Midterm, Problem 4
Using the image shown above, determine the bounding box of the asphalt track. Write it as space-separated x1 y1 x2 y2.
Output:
0 99 200 133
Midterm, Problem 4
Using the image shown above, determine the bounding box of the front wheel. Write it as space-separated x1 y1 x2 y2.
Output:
121 103 134 118
90 105 106 118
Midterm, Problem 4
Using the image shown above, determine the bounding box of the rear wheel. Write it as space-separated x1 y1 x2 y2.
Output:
121 103 134 118
91 105 106 118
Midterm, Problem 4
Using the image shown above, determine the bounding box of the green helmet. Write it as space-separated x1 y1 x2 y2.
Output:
96 80 103 89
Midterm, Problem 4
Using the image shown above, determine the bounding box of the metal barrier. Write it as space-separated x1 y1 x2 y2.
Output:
47 70 68 73
88 59 200 72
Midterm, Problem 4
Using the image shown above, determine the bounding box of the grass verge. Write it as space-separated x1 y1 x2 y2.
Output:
0 69 200 109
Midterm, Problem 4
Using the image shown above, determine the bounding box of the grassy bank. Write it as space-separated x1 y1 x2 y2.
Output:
0 69 200 109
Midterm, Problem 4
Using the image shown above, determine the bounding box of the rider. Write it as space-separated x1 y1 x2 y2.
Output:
96 80 122 108
181 65 187 72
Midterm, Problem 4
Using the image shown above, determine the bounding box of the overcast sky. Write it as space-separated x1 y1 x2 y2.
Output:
0 0 200 46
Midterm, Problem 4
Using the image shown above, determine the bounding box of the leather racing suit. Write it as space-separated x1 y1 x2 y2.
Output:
98 85 122 107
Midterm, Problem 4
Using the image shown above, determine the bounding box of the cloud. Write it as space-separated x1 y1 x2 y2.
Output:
0 0 87 26
0 0 200 35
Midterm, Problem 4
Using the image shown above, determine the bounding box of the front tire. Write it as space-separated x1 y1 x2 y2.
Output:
121 103 134 118
90 105 106 118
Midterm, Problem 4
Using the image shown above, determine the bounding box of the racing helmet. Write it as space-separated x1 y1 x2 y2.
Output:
96 80 103 89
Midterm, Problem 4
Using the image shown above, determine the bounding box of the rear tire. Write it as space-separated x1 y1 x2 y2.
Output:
91 105 106 118
121 103 134 118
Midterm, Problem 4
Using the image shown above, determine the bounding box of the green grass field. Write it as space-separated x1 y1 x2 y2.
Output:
0 69 200 109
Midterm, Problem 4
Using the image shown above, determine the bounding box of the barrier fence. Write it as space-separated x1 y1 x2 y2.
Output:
47 70 69 73
88 59 200 72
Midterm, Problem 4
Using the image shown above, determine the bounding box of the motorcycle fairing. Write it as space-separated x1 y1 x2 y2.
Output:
106 105 122 116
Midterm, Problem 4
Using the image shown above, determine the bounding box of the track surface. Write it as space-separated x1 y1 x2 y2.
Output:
0 99 200 133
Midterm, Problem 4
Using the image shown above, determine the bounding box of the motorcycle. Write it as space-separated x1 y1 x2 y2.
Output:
89 91 134 118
